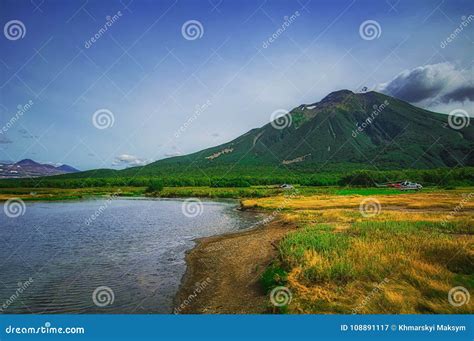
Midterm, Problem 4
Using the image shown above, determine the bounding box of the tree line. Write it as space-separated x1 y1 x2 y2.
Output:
0 167 472 189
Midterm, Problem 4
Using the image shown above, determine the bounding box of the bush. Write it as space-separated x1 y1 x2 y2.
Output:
260 263 288 293
145 179 164 193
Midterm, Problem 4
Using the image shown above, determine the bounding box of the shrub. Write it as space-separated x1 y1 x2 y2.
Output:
260 263 288 293
145 179 164 193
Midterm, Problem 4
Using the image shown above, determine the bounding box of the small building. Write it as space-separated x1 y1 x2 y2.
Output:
280 184 294 189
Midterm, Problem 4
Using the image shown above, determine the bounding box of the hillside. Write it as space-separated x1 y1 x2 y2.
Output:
120 90 473 176
16 90 473 184
0 159 79 179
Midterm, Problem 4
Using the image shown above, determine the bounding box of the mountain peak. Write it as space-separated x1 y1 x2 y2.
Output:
56 164 80 173
16 159 40 166
136 88 473 171
0 159 79 179
320 89 354 103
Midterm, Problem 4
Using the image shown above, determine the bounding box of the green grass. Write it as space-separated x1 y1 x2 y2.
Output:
1 184 469 202
0 186 147 201
354 220 473 235
278 225 353 282
158 186 281 198
260 263 288 293
269 219 473 313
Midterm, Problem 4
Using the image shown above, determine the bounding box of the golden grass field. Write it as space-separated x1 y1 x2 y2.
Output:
243 188 473 314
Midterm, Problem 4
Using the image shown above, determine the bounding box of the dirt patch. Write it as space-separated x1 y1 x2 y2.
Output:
174 219 295 314
205 147 234 160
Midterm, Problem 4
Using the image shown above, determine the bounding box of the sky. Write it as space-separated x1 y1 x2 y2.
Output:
0 0 472 170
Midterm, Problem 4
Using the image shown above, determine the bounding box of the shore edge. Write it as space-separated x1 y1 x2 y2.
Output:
173 216 295 314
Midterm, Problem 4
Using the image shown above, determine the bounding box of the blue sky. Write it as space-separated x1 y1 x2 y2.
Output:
0 0 472 170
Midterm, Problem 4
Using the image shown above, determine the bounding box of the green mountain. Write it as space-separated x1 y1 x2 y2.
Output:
50 90 474 182
126 90 472 174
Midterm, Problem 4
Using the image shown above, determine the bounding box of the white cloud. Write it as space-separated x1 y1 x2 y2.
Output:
112 154 150 167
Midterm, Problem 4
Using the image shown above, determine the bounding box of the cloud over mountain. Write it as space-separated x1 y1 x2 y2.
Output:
376 63 473 111
441 85 474 103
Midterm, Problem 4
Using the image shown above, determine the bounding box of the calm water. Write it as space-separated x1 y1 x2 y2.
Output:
0 198 262 314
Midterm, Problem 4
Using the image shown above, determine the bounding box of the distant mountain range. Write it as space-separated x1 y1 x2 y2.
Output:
0 159 79 179
47 90 474 180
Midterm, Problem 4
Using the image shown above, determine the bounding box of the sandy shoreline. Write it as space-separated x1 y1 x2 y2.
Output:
174 217 295 314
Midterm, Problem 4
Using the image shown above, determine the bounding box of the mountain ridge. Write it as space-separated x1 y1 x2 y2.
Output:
43 90 474 180
0 159 79 179
130 89 472 172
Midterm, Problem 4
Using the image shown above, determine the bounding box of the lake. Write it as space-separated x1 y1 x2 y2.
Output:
0 198 263 314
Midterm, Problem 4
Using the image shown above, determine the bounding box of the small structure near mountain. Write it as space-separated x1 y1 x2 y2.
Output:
280 184 294 189
375 180 423 191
